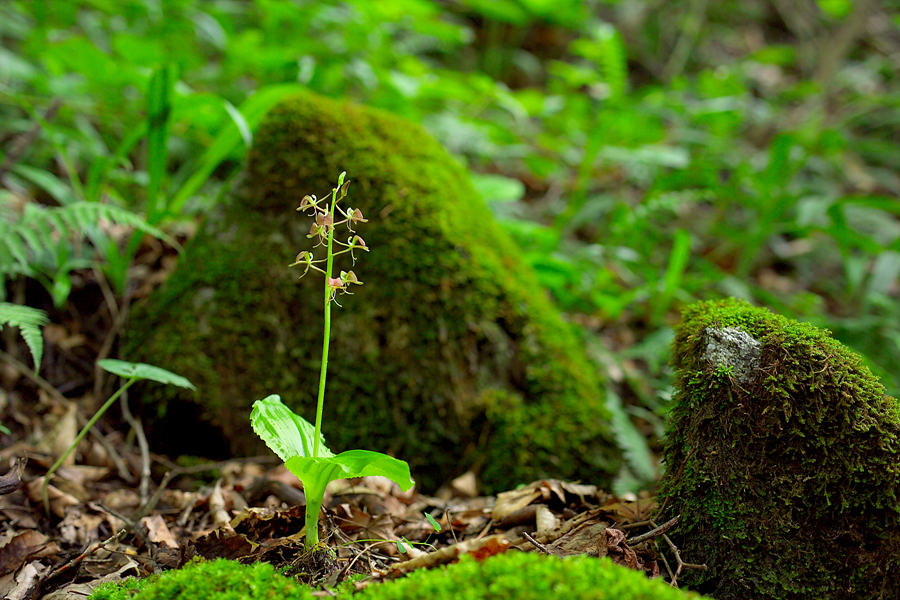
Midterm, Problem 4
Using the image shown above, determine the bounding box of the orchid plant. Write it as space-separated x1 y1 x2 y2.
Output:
251 172 413 552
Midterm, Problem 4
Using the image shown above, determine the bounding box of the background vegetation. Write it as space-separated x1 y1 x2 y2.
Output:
2 0 899 493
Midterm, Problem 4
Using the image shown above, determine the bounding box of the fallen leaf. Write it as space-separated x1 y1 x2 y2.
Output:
0 530 57 577
140 515 178 549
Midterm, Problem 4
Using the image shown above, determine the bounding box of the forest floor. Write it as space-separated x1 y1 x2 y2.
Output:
0 440 697 599
0 241 703 599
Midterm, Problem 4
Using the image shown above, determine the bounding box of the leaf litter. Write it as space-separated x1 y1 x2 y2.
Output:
1 432 691 600
0 245 703 598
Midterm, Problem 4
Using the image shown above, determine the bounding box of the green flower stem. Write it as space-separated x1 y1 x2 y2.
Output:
313 182 339 459
42 377 138 513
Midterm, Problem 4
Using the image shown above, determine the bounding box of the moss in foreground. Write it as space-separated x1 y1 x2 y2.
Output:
92 553 706 600
358 552 706 600
125 92 620 492
658 298 900 599
90 559 311 600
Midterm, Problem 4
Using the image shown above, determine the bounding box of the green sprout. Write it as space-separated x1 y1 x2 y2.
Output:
42 359 195 513
251 172 413 552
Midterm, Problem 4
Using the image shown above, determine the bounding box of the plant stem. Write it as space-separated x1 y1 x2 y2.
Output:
313 185 338 458
303 479 328 550
42 377 137 513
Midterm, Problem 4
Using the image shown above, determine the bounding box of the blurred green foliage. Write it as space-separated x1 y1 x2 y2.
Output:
2 0 899 493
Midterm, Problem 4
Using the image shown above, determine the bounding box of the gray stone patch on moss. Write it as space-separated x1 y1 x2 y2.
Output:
124 92 621 493
701 326 761 384
659 298 900 600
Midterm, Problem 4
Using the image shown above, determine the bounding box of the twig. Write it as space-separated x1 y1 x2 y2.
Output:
0 456 27 494
119 389 151 504
87 426 134 483
0 348 70 405
658 529 706 587
626 516 680 546
522 531 556 555
31 527 127 598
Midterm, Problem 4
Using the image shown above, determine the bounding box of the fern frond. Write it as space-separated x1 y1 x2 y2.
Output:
0 302 49 372
596 24 627 101
606 387 657 484
0 199 179 278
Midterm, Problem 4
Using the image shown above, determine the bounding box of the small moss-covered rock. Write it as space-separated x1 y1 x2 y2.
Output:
91 554 707 600
658 298 900 599
125 92 619 492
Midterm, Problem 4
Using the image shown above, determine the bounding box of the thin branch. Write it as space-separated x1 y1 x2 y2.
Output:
626 516 680 546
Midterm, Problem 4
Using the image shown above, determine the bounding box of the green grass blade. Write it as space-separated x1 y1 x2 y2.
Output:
146 65 174 224
167 83 308 215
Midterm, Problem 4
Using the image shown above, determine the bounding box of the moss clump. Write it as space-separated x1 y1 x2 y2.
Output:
125 92 620 492
658 298 900 599
360 552 707 600
92 553 707 600
90 559 312 600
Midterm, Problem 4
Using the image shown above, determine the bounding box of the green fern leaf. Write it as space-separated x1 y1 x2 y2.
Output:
0 303 49 372
606 387 657 484
0 198 181 305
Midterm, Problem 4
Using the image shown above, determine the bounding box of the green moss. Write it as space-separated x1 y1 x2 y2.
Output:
658 298 900 599
90 559 312 600
355 552 706 600
91 553 707 600
125 92 620 492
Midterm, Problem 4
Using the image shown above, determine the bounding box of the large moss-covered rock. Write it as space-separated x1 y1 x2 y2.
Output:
125 92 620 492
658 298 900 599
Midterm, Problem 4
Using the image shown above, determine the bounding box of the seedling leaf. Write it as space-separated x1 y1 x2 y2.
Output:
98 359 196 389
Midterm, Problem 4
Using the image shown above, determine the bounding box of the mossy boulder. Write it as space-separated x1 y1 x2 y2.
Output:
658 298 900 599
125 92 620 492
91 553 709 600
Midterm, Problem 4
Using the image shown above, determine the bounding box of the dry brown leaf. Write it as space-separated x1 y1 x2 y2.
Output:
25 478 79 518
58 509 104 545
0 530 57 577
3 560 46 600
449 471 478 498
601 497 658 524
386 534 511 576
140 515 179 549
209 480 232 529
35 401 78 465
535 505 559 534
56 465 110 486
492 485 542 522
102 489 140 512
599 527 640 570
44 324 87 350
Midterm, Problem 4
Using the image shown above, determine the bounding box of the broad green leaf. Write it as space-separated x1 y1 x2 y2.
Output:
285 449 415 493
250 395 333 462
470 173 525 204
98 359 196 389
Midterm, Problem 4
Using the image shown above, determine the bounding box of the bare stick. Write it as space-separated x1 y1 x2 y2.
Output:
627 516 680 546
